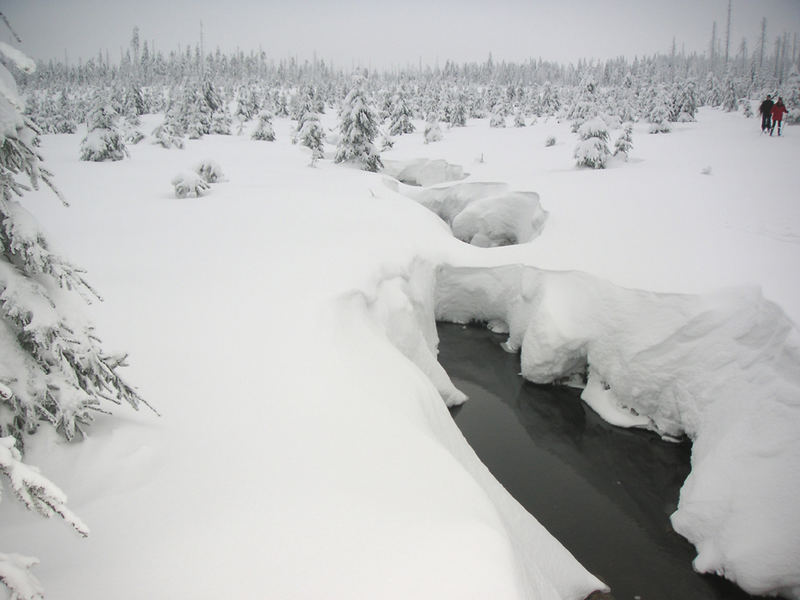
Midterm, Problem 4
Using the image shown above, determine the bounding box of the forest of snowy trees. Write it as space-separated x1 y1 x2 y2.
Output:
12 22 800 164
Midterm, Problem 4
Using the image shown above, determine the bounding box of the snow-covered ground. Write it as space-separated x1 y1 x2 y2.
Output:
1 108 799 599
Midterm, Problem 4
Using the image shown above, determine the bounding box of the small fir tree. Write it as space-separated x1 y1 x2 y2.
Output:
424 114 443 144
574 117 611 169
613 122 634 160
335 76 382 172
298 112 326 165
80 100 127 161
388 93 415 135
251 110 276 141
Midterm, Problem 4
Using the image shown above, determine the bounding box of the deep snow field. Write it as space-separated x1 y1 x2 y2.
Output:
1 107 799 599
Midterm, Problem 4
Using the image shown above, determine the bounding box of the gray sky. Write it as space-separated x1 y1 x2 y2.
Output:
2 0 800 69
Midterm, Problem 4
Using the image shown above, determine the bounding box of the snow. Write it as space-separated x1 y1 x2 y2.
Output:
1 109 799 599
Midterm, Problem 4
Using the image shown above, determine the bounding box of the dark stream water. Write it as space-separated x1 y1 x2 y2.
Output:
438 322 760 600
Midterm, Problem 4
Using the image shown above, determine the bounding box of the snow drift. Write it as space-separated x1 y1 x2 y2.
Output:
336 261 607 600
382 158 466 186
434 263 800 598
384 179 548 247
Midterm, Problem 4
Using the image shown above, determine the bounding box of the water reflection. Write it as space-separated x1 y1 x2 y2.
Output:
439 322 759 600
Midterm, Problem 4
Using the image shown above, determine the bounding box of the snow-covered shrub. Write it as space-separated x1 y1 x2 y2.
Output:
574 117 610 169
80 102 127 161
251 110 276 141
513 111 526 127
335 75 382 172
209 110 232 135
194 160 225 183
545 136 556 147
172 172 210 198
613 123 633 160
741 99 754 118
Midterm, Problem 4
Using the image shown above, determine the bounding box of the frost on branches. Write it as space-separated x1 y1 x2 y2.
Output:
335 76 382 172
1 42 153 599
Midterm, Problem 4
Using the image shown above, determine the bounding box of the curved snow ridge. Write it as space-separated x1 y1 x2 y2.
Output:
334 260 607 600
434 263 800 599
384 178 549 248
382 158 468 187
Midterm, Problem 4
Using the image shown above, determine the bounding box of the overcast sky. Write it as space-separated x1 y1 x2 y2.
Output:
2 0 800 69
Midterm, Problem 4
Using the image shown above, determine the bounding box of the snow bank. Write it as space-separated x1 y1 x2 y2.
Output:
434 263 800 598
383 158 466 186
385 180 548 247
337 260 607 600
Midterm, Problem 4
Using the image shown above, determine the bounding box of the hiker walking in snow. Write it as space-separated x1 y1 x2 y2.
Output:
759 95 774 133
770 98 788 136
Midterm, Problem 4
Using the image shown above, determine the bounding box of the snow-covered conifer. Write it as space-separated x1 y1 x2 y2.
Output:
251 110 276 141
0 42 152 597
489 112 506 128
574 117 611 169
298 112 326 165
388 93 415 135
613 122 634 160
335 76 382 172
513 110 526 127
741 99 754 118
648 91 672 133
424 114 443 144
80 100 127 161
152 116 185 149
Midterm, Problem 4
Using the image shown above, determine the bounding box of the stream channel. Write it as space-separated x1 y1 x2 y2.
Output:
438 321 760 600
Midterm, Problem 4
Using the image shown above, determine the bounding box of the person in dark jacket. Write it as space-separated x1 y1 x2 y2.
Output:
759 95 774 133
771 97 788 136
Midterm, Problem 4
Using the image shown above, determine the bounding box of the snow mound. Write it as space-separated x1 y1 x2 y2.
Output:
338 260 607 600
383 158 467 186
386 180 548 247
434 263 800 598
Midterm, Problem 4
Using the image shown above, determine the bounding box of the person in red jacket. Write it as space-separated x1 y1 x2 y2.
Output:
771 97 788 136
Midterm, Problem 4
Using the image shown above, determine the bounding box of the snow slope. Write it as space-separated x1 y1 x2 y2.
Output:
1 108 798 599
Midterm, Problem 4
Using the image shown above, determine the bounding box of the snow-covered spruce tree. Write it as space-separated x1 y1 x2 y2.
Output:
613 122 634 160
741 99 754 118
489 111 506 127
0 40 152 599
648 89 672 134
251 109 276 141
79 99 128 162
574 117 611 169
152 114 185 149
388 93 415 135
335 76 382 172
424 113 443 144
513 109 526 127
298 111 326 165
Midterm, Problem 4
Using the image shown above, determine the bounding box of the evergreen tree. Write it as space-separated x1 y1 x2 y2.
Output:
298 112 326 165
574 117 611 169
335 76 382 172
388 93 415 135
79 98 128 161
613 122 634 160
648 90 672 133
424 114 443 144
251 110 276 141
0 41 153 599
